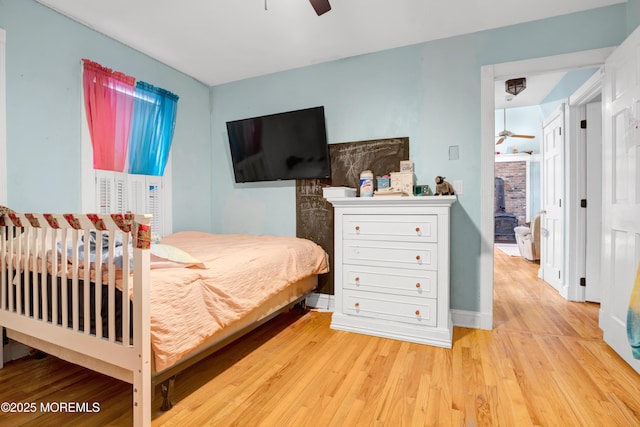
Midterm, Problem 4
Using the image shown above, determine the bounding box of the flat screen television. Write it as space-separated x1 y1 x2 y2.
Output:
226 106 331 183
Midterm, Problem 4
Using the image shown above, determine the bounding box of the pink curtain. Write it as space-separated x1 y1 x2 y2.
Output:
82 59 135 172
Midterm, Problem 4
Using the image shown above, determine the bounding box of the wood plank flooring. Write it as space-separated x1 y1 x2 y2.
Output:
0 248 639 426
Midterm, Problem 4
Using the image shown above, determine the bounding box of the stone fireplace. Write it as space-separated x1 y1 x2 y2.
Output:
495 158 528 242
494 177 517 242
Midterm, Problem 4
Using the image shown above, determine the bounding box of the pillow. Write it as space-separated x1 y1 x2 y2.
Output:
150 244 206 269
57 231 128 269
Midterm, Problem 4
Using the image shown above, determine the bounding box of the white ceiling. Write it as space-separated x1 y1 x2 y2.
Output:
37 0 624 87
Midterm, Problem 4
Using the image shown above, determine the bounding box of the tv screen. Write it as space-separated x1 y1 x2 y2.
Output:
226 106 331 183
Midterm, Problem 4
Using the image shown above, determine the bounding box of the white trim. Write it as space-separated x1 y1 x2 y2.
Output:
305 301 485 331
565 69 604 302
451 309 485 329
0 28 6 205
489 48 615 80
480 47 615 330
479 65 496 330
161 156 173 235
565 103 585 302
569 67 603 106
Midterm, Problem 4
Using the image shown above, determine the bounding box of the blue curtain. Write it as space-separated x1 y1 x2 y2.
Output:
128 81 179 176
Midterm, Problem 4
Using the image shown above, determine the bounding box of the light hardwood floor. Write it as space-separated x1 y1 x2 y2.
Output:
1 248 639 426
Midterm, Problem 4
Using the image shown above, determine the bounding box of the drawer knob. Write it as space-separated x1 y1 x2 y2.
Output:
355 276 360 283
355 225 360 232
354 302 360 309
415 255 421 261
415 227 421 233
415 283 421 289
415 310 421 316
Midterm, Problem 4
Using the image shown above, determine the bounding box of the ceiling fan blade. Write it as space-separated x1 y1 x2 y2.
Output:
510 134 535 139
309 0 331 15
496 137 505 145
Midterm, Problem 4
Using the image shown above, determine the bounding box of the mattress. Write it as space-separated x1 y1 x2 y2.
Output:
148 232 329 372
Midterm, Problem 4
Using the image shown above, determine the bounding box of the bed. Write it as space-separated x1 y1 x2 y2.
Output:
0 211 329 426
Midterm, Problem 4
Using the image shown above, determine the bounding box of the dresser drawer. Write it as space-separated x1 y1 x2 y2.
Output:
343 289 437 327
343 214 437 242
344 265 437 299
343 240 437 270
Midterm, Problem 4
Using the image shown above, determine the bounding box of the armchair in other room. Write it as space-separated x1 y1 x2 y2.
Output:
514 213 541 261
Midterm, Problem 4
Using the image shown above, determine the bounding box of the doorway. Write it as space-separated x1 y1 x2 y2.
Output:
493 105 541 262
479 47 614 330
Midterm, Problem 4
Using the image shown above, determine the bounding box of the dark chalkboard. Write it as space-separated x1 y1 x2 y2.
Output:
296 137 409 294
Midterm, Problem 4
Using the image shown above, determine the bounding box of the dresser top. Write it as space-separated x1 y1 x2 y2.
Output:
325 195 456 207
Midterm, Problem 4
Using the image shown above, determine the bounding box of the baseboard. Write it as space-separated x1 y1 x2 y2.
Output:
306 296 490 330
451 309 492 329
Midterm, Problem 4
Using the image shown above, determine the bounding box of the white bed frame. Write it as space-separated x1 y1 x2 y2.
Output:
0 212 153 426
0 212 316 426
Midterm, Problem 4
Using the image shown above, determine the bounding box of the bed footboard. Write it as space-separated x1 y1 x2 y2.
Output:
0 212 152 427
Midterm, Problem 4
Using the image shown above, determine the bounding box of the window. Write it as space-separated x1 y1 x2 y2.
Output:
80 60 176 237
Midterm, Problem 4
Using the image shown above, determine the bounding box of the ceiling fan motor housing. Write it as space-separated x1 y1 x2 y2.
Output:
309 0 331 15
505 77 526 96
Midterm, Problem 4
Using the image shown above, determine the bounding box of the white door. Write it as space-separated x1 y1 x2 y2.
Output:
600 26 640 373
585 102 602 303
541 106 564 292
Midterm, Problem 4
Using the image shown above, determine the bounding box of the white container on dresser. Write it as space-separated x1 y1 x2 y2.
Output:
325 196 457 348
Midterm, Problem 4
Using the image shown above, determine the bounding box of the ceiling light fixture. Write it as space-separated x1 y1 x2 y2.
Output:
505 77 526 96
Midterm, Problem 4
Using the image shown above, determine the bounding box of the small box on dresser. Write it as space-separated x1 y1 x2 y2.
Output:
324 195 457 348
390 171 415 195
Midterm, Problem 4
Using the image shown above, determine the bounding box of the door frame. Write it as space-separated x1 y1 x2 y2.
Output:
566 70 604 302
479 47 614 329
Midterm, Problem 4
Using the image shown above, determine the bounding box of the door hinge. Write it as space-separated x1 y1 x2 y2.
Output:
558 271 561 280
580 120 587 129
580 277 586 287
581 199 587 208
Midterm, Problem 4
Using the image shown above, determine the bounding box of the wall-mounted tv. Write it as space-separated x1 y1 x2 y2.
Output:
226 106 331 183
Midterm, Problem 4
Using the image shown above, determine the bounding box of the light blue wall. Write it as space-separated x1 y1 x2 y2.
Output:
629 0 640 34
543 68 599 105
211 5 629 310
1 1 636 312
0 0 212 232
539 68 600 118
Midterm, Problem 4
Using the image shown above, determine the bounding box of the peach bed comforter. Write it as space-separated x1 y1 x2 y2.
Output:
148 232 329 372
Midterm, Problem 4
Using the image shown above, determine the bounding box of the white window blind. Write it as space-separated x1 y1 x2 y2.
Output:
95 170 166 236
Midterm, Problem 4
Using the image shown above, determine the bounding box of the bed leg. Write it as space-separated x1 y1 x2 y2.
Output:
160 376 176 411
299 299 307 315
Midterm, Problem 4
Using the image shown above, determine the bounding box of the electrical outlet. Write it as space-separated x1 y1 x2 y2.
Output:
453 180 463 195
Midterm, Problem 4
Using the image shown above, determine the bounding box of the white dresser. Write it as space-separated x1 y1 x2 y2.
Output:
325 196 456 348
